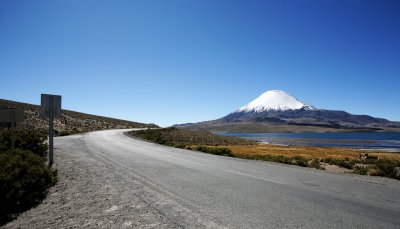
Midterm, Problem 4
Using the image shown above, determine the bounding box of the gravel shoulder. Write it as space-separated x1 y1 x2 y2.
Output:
3 133 217 228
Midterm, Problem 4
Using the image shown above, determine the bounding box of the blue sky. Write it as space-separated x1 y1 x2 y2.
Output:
1 0 399 127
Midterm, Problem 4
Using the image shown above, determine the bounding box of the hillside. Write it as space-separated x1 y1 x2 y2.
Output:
0 99 158 135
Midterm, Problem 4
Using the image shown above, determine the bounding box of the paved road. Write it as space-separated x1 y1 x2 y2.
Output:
7 129 400 228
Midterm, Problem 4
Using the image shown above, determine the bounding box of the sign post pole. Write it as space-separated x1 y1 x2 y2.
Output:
49 96 54 166
11 110 15 149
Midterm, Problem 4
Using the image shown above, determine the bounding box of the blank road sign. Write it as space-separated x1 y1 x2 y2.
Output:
40 94 62 118
0 109 24 123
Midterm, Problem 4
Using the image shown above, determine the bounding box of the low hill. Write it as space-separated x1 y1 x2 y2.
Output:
0 99 158 135
129 127 257 146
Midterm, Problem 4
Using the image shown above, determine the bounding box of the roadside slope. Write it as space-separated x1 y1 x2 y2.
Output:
0 99 158 135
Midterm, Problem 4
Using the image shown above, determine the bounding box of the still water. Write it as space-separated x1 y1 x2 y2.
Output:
216 132 400 151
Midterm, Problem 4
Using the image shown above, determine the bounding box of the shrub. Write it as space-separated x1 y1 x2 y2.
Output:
194 146 234 157
0 149 57 224
322 158 357 170
131 129 165 144
367 168 383 176
339 160 356 170
270 155 292 164
0 130 48 158
322 158 332 164
292 156 309 167
353 166 369 175
173 144 187 149
309 158 321 169
373 160 400 178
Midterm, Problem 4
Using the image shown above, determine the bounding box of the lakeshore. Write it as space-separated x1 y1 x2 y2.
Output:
217 132 400 152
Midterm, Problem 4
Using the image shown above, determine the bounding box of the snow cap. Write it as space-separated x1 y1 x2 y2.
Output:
238 90 316 112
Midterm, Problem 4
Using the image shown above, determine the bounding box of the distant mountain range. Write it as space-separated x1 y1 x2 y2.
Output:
176 90 400 133
0 99 158 135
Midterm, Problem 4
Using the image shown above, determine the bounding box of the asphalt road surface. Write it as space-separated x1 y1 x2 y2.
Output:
5 129 400 228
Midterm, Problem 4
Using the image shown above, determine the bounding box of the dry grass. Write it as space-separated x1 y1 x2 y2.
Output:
130 128 400 179
227 144 400 161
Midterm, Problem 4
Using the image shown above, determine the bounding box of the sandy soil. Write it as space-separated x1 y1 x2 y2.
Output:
320 162 353 173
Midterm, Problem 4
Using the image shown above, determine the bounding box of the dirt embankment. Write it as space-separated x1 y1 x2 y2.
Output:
0 99 158 135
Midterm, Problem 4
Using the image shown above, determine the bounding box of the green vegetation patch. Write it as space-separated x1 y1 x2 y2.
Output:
309 158 322 169
0 130 48 157
322 158 358 170
0 130 57 225
323 157 400 179
192 146 234 157
129 127 257 146
237 153 313 168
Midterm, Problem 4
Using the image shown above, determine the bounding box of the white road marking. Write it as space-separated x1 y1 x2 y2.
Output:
164 154 205 166
222 169 287 185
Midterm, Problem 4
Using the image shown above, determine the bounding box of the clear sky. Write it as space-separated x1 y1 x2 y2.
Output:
1 0 399 127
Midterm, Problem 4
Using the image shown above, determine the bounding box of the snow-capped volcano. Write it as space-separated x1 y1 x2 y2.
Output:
175 89 400 132
238 90 316 112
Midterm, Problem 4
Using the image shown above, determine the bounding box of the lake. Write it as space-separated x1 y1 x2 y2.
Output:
216 132 400 151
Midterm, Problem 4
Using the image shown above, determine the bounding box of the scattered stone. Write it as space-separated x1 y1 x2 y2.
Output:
0 99 158 135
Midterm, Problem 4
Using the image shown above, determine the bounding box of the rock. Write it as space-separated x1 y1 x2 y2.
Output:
393 167 400 180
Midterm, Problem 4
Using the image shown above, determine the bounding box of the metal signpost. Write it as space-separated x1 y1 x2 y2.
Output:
0 109 24 149
40 94 62 166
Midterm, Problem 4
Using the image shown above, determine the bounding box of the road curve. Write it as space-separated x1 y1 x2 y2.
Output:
6 129 400 228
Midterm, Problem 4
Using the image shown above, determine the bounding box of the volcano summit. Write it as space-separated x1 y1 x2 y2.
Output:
177 90 400 133
238 90 316 112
